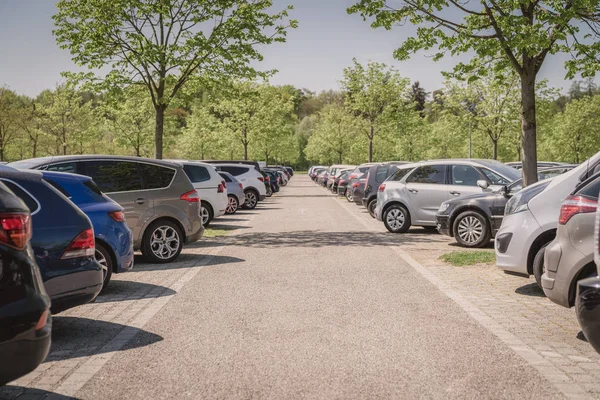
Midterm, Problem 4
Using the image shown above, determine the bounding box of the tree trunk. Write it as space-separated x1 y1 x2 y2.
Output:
492 139 498 160
154 105 166 159
242 126 248 160
339 152 342 164
520 68 538 187
368 125 374 162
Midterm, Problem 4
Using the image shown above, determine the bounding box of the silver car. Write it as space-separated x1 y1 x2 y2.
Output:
542 172 600 307
219 171 245 214
376 159 521 233
8 155 204 263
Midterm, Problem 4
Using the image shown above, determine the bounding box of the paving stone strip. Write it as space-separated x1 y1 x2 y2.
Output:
336 194 600 399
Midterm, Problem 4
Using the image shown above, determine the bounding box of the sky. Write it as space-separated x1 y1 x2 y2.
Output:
0 0 584 98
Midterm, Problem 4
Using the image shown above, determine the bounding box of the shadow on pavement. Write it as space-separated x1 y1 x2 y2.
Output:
47 316 163 361
208 224 250 231
0 386 78 400
132 254 244 271
196 230 448 249
96 280 175 301
515 282 545 297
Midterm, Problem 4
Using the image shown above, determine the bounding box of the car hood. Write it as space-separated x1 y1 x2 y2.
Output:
447 190 501 206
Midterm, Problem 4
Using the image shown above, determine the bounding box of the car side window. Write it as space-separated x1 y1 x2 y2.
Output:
45 162 78 173
578 176 600 199
220 173 232 183
1 180 40 214
82 161 143 193
406 165 446 184
390 168 412 182
376 166 390 183
451 165 482 186
183 165 211 183
139 164 175 189
481 168 511 185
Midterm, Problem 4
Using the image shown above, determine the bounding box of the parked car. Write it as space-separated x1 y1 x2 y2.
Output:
218 172 245 215
436 166 575 248
495 151 600 286
506 161 571 170
0 181 52 385
327 165 355 191
331 168 353 194
260 171 273 197
211 163 266 209
284 167 294 177
171 160 228 228
336 171 351 196
542 172 600 307
362 162 407 218
351 176 367 205
376 159 521 233
0 167 103 313
310 167 327 181
262 170 281 194
317 170 328 187
40 171 134 290
8 156 204 263
575 197 600 354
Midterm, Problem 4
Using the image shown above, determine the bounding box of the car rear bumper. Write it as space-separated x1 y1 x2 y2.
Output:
0 320 52 385
44 261 104 313
186 224 204 244
576 277 600 354
259 194 266 201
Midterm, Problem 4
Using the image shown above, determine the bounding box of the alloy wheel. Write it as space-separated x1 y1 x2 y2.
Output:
201 207 210 226
226 196 238 213
245 192 257 208
386 208 405 230
95 248 108 280
150 226 180 260
457 216 483 245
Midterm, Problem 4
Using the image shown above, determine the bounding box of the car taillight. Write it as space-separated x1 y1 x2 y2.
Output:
217 183 225 193
266 176 271 182
353 182 360 188
350 174 358 179
364 173 370 190
378 183 386 192
258 177 264 182
35 310 49 331
340 180 346 185
108 211 126 222
180 190 200 202
559 195 597 225
0 213 31 250
61 228 95 259
239 183 243 189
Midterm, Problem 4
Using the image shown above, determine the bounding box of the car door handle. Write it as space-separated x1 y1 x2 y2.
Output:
408 189 418 194
135 198 146 205
450 191 461 196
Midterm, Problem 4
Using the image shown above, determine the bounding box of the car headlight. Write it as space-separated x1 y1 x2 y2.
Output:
505 181 550 216
438 202 450 213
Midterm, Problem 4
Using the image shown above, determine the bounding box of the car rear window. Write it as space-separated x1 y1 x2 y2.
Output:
219 173 232 183
44 178 106 204
376 166 391 183
139 164 175 189
577 175 600 199
1 180 40 214
220 166 249 176
183 165 211 183
45 162 78 173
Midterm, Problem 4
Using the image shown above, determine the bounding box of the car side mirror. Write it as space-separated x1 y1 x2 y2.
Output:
477 180 489 189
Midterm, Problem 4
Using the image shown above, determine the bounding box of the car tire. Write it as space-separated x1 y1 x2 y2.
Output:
95 242 113 291
141 219 184 264
346 189 353 202
368 199 377 219
533 243 550 289
243 189 258 210
226 195 238 214
200 202 213 228
453 211 491 248
383 204 411 233
266 186 273 197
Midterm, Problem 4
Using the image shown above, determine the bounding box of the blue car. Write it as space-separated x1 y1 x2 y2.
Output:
41 171 134 290
0 167 103 313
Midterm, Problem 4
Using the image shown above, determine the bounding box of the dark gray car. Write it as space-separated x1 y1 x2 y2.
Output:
8 155 204 263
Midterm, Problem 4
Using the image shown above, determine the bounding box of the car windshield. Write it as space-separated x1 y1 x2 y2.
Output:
477 160 522 182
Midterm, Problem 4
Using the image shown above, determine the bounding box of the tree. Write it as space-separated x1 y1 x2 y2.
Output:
341 60 411 162
305 105 360 164
54 0 297 159
410 81 427 117
0 88 20 161
349 0 600 186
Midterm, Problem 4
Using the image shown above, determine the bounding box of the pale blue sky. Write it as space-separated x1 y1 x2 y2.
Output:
0 0 583 97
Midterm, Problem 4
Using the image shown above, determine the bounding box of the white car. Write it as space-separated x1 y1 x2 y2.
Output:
172 160 228 227
327 164 356 191
212 164 266 209
496 152 600 286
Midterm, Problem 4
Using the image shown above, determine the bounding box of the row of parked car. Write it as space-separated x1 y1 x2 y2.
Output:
309 155 600 354
0 156 293 385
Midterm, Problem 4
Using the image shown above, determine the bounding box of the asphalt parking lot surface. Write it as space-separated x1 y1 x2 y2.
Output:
3 175 600 399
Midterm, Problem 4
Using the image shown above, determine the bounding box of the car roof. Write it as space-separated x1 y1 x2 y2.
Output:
0 165 44 182
8 155 182 169
41 170 92 182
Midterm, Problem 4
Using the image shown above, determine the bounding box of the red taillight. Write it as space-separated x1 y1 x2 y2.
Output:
266 176 271 182
258 176 264 182
35 310 49 330
0 213 31 250
180 190 200 203
339 180 346 185
559 195 597 225
378 183 386 192
353 182 360 188
239 183 243 189
108 211 126 222
217 183 225 193
61 228 95 259
350 174 358 179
